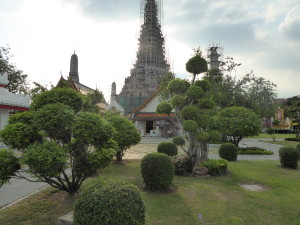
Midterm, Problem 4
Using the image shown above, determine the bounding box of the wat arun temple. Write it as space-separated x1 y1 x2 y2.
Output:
108 0 170 114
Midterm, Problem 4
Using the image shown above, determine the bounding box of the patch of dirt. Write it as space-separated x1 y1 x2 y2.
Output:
240 183 270 192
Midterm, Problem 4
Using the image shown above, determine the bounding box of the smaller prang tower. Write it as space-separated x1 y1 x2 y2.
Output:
207 45 223 70
69 51 79 83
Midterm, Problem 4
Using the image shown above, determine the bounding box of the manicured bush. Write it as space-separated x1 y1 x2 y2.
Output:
157 142 178 156
74 180 145 225
238 147 274 155
200 159 228 176
279 147 299 169
219 143 238 161
141 152 174 191
296 144 300 161
171 154 193 175
173 136 185 146
284 138 299 142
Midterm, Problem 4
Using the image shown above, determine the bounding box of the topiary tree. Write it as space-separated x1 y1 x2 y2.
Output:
0 88 116 194
141 152 174 191
219 106 261 146
279 147 299 169
266 128 276 141
0 149 21 187
157 142 178 156
74 180 145 225
219 143 238 161
107 115 141 162
156 49 217 166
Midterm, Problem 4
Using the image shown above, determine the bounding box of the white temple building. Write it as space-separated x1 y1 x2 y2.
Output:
0 73 30 129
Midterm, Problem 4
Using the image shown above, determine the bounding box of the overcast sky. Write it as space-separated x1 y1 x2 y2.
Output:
0 0 299 101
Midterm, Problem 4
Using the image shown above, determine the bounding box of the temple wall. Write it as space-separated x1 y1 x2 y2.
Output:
0 108 9 130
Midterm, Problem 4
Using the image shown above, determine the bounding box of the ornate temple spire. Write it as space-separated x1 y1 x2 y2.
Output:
69 52 79 83
119 0 169 100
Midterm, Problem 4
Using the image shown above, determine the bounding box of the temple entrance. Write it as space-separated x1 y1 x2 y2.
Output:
146 121 153 134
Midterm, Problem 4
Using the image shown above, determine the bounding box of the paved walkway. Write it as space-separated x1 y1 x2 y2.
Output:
123 137 283 161
0 137 283 209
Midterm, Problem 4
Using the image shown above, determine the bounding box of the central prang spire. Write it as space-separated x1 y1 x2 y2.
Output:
119 0 170 102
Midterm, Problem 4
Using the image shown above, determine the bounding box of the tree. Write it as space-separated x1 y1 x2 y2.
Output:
219 106 261 146
81 89 105 113
283 96 300 139
204 57 277 118
156 49 218 166
0 88 116 194
0 46 29 94
107 115 141 161
29 81 51 98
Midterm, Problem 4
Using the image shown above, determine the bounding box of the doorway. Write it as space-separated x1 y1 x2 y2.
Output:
146 121 153 133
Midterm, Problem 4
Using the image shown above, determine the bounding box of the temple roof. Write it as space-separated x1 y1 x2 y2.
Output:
0 88 30 109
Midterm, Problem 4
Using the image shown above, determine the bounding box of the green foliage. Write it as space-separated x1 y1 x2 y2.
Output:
296 144 300 160
182 120 199 132
8 111 35 125
200 159 228 176
24 141 67 177
0 122 40 151
219 143 238 161
31 88 83 112
107 115 141 161
74 180 145 225
157 142 178 156
186 86 205 100
198 131 209 141
279 147 299 169
141 153 174 191
266 128 274 135
171 154 193 175
156 102 173 115
167 79 190 95
185 55 208 75
195 80 211 92
199 98 215 109
207 130 221 143
238 147 273 155
273 120 280 126
73 113 114 148
0 46 29 94
173 137 185 146
0 89 114 194
0 149 20 187
35 103 75 144
181 105 200 120
219 106 261 146
171 95 185 108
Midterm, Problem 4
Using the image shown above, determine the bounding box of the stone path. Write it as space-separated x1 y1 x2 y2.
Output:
0 137 283 210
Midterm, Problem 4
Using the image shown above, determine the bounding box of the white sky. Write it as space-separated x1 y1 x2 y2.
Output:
0 0 299 101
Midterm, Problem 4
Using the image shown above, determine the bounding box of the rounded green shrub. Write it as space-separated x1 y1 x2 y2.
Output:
199 99 215 109
74 180 145 225
156 102 172 115
171 154 193 175
186 86 204 100
173 136 185 146
279 147 299 169
141 152 174 191
194 80 211 92
200 159 228 176
171 95 185 108
168 79 190 94
219 143 238 161
186 55 208 75
296 144 300 161
198 131 209 141
182 120 199 132
157 142 178 156
181 105 200 120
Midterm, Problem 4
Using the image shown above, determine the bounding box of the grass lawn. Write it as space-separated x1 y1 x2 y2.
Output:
1 160 300 225
262 140 299 148
247 133 295 139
